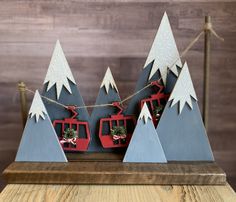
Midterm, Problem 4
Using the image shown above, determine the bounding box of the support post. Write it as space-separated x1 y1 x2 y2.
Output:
18 81 28 127
203 16 211 131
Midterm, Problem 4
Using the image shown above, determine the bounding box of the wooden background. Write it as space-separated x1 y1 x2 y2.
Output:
0 0 235 191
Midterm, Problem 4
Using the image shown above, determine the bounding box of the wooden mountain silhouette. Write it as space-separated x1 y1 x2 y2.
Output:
157 62 214 161
145 12 182 83
125 12 181 117
124 62 160 117
123 103 167 163
164 67 180 94
41 40 89 138
15 90 67 162
88 67 121 152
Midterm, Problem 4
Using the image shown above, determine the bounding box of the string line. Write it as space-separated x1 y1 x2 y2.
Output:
120 83 152 104
26 88 114 109
24 22 223 110
26 88 67 108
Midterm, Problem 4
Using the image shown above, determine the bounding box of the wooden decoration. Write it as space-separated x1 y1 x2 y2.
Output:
89 67 136 151
41 40 90 151
44 40 76 100
156 62 214 161
8 14 224 188
144 12 182 84
100 67 118 94
140 81 168 127
99 102 136 149
169 62 197 114
123 103 167 163
3 161 226 185
15 90 68 162
124 61 160 117
203 16 211 131
164 67 180 94
53 106 91 151
125 12 181 117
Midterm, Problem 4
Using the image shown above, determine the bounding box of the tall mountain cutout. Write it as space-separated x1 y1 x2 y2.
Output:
41 40 89 137
144 12 182 84
125 12 182 117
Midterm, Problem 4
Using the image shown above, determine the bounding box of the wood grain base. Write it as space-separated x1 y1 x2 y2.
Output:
3 161 226 185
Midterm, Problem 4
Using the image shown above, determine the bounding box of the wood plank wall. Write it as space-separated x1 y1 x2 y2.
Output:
0 0 235 190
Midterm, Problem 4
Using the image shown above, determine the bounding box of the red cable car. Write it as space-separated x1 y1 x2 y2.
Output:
99 102 136 148
140 81 169 127
53 106 90 152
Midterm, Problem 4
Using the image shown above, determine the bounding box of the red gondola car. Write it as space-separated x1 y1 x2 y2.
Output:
53 106 90 151
140 81 169 127
99 102 136 148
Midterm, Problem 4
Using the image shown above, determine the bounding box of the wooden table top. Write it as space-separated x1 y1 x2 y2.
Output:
0 183 235 202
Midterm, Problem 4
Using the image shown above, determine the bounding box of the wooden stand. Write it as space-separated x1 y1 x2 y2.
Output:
203 16 211 131
3 153 226 185
11 17 226 187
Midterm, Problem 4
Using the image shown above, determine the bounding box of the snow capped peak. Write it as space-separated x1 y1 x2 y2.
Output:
100 67 119 94
44 40 76 100
169 62 198 114
138 102 152 124
29 90 48 122
144 12 182 85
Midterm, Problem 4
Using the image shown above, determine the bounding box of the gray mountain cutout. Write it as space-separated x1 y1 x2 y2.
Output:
123 103 167 163
15 90 68 162
156 63 214 161
88 67 121 152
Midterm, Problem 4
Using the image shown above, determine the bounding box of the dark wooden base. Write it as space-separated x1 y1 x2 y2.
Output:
3 161 226 185
66 151 125 162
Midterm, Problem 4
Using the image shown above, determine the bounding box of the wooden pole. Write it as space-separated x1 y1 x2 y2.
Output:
203 16 211 131
18 81 28 127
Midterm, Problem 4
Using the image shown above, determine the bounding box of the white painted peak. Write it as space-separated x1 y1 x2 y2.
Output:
138 102 152 124
144 12 182 85
100 67 119 94
44 40 76 100
29 90 48 123
169 62 198 114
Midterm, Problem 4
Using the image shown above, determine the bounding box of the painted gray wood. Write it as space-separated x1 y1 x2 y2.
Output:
15 93 67 162
89 87 121 152
42 82 90 139
1 0 236 191
123 103 167 163
164 68 179 94
123 118 167 163
124 61 160 117
157 100 214 161
157 63 214 161
41 40 90 140
125 62 179 117
124 12 182 117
